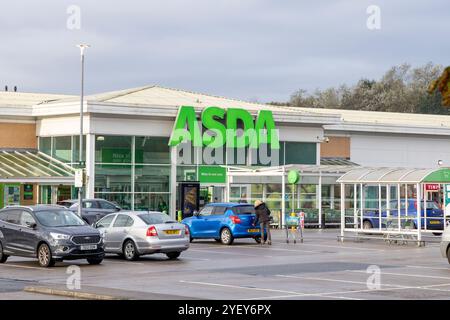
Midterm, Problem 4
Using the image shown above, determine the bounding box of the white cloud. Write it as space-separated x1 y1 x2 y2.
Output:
0 0 448 101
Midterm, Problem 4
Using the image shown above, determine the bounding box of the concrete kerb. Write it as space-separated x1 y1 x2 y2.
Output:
23 286 127 300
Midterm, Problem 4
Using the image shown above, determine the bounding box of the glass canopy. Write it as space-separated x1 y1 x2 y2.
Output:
0 149 75 183
337 167 450 184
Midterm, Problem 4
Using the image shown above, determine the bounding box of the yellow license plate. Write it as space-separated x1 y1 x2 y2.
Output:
429 220 440 224
165 230 180 235
248 229 260 233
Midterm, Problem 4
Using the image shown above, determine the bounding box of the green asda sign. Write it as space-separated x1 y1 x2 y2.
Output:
168 106 279 149
198 166 226 183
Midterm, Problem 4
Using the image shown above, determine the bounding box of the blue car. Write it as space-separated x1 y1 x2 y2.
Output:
182 203 267 245
362 199 444 234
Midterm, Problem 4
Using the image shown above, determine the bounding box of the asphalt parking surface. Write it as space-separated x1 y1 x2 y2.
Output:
1 229 449 300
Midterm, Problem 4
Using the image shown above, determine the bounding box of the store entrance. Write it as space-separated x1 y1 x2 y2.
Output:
199 185 225 208
39 185 73 205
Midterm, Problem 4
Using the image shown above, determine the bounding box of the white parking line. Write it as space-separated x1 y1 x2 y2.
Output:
406 265 450 271
179 280 303 295
301 243 385 252
246 277 450 300
182 257 211 261
226 246 319 254
179 280 363 300
189 248 271 258
245 293 364 300
191 244 321 254
349 269 450 280
102 260 145 266
275 274 409 288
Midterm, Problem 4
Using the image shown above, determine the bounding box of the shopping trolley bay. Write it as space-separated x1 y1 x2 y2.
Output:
0 229 449 300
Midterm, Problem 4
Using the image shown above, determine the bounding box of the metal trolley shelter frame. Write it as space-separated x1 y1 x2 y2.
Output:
338 167 450 246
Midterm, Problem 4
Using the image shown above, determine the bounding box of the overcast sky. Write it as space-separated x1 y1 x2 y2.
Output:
0 0 448 102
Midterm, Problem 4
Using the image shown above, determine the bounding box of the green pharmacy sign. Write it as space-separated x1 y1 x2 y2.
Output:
168 106 280 149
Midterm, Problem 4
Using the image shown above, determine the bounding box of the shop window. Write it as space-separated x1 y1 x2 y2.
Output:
226 147 248 166
95 136 132 163
299 184 316 209
135 165 170 193
94 193 132 210
72 135 86 163
134 193 169 213
177 166 197 182
252 143 282 167
95 164 132 193
52 136 72 162
39 137 52 156
135 137 170 164
265 184 282 211
284 142 317 165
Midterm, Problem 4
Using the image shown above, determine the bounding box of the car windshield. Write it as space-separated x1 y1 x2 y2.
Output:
426 201 440 209
233 206 255 215
138 213 176 225
381 200 440 210
35 210 86 227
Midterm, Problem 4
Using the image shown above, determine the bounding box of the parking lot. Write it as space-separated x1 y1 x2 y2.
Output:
0 229 449 300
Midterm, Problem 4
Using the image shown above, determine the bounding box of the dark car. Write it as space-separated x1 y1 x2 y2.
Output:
59 199 121 225
0 205 104 267
363 199 444 234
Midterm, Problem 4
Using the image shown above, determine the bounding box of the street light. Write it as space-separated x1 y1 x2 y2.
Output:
76 44 90 217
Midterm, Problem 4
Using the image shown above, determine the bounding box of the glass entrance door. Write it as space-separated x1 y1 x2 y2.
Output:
230 185 250 203
212 186 225 203
199 185 226 208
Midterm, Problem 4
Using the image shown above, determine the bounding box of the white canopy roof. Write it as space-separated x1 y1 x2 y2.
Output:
337 167 450 184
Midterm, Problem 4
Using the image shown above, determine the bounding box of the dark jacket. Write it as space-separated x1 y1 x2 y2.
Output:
255 202 271 224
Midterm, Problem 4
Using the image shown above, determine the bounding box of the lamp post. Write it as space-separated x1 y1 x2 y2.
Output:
76 44 90 217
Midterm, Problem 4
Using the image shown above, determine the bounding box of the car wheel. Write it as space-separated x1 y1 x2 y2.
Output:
363 220 373 229
123 240 139 261
254 234 267 244
220 228 234 245
37 243 55 268
433 232 442 236
87 257 103 265
166 252 181 260
0 242 8 263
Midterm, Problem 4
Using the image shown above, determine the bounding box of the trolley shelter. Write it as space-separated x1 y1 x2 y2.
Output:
337 167 450 244
225 161 356 227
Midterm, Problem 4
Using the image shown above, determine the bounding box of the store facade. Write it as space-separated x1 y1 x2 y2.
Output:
3 85 450 225
34 103 335 218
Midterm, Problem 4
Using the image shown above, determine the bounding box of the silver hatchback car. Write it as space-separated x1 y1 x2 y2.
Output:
94 211 190 260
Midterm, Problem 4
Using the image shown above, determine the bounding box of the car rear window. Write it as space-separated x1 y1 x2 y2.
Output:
233 206 255 215
138 213 175 225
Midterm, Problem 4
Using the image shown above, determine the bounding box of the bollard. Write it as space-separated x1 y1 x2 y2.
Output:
177 210 182 222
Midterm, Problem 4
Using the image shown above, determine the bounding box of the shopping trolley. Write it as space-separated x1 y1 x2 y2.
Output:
285 211 304 244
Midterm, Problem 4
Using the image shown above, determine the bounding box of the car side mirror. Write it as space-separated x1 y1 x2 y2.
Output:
115 207 121 212
193 211 199 217
27 222 37 229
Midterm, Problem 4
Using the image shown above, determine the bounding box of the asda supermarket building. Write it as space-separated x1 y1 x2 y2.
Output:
2 85 450 227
